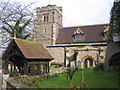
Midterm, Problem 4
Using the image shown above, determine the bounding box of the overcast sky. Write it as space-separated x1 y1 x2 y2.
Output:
2 0 114 27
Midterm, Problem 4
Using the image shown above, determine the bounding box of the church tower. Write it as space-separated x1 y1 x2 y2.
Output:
34 5 62 46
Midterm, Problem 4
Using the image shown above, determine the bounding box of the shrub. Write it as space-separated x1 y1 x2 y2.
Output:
106 66 119 72
9 72 20 77
93 63 105 71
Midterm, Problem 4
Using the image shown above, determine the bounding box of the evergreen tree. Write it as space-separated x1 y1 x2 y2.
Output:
107 1 120 40
2 16 31 39
0 2 35 48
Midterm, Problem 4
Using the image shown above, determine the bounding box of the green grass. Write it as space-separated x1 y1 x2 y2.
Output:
30 68 119 88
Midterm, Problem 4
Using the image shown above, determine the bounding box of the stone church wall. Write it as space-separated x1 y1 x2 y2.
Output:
33 4 108 68
47 47 64 65
105 42 120 68
47 45 107 68
65 46 107 68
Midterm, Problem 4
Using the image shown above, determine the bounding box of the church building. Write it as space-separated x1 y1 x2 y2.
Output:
33 5 108 68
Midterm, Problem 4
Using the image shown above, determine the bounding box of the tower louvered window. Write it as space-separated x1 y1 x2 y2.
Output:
42 14 49 22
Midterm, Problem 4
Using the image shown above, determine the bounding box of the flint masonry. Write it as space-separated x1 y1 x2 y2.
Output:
34 5 108 68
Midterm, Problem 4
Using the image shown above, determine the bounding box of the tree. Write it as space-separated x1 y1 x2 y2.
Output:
65 50 88 88
2 16 31 38
107 1 120 40
0 1 10 50
0 2 35 48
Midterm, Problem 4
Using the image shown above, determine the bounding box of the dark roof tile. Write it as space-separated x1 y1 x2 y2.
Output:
56 24 108 44
3 38 53 60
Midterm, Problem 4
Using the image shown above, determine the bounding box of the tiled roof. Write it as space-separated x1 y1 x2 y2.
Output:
3 38 53 60
56 24 108 44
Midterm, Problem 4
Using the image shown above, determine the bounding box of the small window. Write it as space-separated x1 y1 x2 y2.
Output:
100 56 104 59
73 28 84 41
43 29 46 33
75 34 83 41
94 61 98 65
42 14 49 23
58 16 60 19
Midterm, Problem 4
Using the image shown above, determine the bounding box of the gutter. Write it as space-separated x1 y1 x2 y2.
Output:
47 43 107 48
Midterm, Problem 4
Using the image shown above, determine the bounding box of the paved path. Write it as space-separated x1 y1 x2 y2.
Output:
1 67 66 89
0 73 3 90
50 67 66 75
2 74 9 89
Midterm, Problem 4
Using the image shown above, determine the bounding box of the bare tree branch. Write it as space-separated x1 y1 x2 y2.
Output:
0 1 35 49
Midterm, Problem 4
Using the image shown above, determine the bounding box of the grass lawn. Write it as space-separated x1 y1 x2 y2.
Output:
30 68 119 88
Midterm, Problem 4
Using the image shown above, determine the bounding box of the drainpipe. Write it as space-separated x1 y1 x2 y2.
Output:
64 47 66 66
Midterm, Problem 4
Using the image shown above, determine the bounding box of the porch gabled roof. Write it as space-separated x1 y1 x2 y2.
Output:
2 38 54 60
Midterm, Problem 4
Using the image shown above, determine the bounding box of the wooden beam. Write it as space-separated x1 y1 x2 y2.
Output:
43 64 45 74
10 64 12 73
27 62 47 64
48 62 50 73
24 62 28 75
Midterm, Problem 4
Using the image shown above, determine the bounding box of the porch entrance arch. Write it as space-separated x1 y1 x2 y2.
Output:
82 56 94 68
